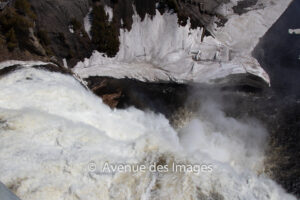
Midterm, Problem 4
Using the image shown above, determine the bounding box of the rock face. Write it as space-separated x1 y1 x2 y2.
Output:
27 28 46 56
28 0 93 66
105 0 230 30
0 0 93 65
86 76 188 118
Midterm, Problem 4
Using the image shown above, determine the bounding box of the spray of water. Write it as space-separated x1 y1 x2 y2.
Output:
0 67 296 200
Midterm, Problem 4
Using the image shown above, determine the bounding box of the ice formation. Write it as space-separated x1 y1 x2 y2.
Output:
74 10 270 85
210 0 292 54
74 0 292 85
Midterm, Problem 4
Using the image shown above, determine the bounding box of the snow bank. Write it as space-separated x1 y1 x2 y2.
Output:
0 64 296 200
211 0 293 54
104 5 113 22
84 8 92 39
289 29 300 35
74 10 270 85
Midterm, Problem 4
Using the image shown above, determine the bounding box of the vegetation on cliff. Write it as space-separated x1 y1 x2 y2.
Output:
0 0 37 52
91 3 120 57
14 0 36 20
0 7 33 50
5 28 17 51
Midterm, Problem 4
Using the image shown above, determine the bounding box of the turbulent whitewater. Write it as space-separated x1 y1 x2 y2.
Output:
0 63 296 200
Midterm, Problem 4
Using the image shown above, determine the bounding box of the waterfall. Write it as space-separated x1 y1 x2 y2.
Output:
0 64 296 200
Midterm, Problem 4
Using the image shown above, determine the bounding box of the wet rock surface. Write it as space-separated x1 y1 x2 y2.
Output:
85 76 189 118
29 0 93 66
232 0 258 15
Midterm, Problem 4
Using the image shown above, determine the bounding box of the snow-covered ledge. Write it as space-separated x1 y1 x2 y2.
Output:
73 0 292 87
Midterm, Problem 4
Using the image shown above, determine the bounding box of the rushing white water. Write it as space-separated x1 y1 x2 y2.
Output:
0 64 296 200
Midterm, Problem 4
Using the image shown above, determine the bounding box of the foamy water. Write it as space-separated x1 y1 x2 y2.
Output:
0 66 296 200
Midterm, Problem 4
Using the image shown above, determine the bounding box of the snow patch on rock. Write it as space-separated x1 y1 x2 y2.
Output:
104 5 113 22
211 0 293 54
289 29 300 35
84 8 92 39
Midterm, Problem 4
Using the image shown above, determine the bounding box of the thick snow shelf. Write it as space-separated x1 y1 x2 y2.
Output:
74 8 276 85
74 0 292 85
289 29 300 35
211 0 292 54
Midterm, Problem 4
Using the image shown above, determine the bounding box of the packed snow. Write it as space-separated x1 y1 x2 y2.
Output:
74 0 292 85
74 10 270 85
84 8 92 39
63 59 68 69
104 5 113 22
289 29 300 35
0 63 296 200
211 0 293 54
68 25 74 34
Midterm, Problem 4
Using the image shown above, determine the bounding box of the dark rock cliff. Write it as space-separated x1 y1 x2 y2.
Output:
29 0 92 66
